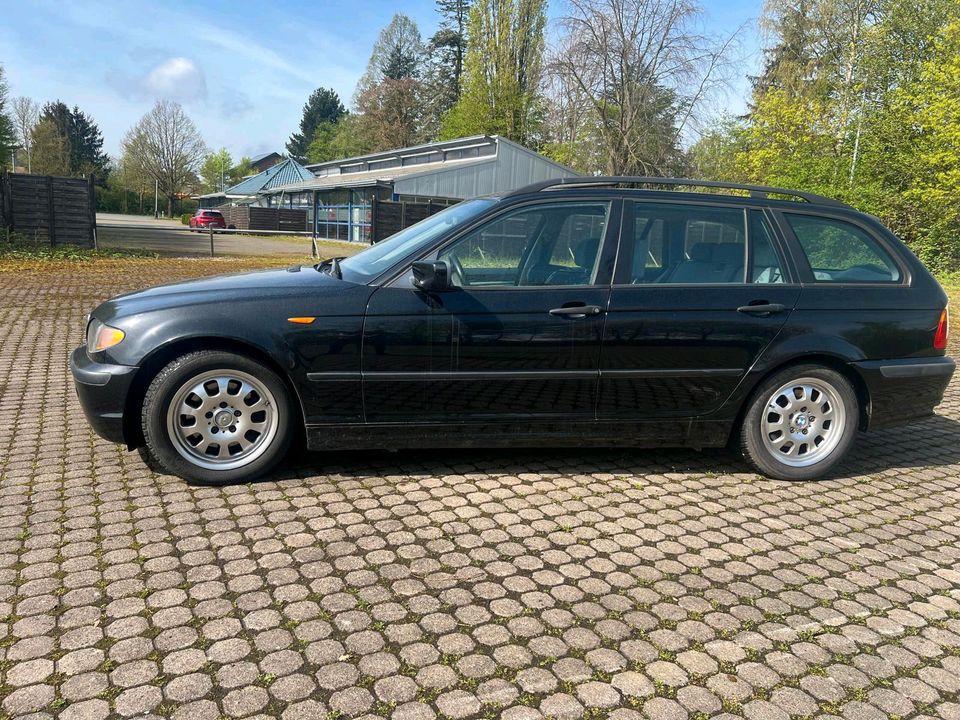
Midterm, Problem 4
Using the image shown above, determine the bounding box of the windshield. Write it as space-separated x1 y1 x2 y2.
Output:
339 198 497 282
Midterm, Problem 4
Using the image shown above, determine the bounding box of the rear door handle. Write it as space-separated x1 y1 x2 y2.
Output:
549 305 603 318
737 303 786 315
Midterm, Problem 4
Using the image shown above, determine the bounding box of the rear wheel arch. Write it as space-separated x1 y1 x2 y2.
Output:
123 337 305 449
730 353 871 445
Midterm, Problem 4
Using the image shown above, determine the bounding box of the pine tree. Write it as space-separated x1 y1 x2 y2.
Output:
286 88 346 163
422 0 472 140
37 101 109 179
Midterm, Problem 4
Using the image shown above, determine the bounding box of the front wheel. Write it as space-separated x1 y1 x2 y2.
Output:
739 365 858 481
141 351 294 484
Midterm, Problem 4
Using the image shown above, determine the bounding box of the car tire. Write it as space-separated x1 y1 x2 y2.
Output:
739 364 858 481
141 350 294 484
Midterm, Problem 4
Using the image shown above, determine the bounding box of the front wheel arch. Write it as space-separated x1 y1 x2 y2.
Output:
123 337 305 450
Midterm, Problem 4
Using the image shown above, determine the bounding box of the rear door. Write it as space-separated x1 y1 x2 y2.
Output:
598 201 801 419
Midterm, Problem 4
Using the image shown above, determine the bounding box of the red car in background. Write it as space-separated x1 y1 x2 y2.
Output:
189 209 226 232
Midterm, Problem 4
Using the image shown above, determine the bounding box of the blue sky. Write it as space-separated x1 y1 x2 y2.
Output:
1 0 764 162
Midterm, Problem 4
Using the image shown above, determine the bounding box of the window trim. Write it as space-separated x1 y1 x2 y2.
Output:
775 208 910 286
386 197 622 291
612 199 796 287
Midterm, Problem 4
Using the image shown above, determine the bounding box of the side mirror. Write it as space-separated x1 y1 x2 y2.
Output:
411 260 452 292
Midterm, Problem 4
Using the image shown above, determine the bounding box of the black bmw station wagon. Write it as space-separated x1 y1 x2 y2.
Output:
71 178 954 484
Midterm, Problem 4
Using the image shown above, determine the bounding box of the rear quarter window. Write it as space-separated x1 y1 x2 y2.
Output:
785 213 901 283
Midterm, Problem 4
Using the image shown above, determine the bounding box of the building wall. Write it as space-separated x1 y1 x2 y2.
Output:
391 139 578 200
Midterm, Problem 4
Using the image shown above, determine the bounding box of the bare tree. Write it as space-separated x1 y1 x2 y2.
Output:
550 0 740 176
121 100 206 217
11 97 39 172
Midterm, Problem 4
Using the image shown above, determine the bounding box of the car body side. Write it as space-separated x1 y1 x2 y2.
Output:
71 188 954 456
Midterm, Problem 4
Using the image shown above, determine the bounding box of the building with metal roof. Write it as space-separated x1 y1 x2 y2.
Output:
194 158 314 208
261 135 579 242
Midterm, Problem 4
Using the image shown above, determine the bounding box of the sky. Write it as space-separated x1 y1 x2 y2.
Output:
1 0 765 162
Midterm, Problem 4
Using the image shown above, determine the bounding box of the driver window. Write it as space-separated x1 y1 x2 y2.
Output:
438 203 608 288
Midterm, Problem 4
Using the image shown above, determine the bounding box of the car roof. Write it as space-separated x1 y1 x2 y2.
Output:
499 176 852 213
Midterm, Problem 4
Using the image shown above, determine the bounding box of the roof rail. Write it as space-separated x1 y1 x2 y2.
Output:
508 176 850 208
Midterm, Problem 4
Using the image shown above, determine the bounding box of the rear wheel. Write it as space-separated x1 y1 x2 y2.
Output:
141 351 294 484
739 364 858 480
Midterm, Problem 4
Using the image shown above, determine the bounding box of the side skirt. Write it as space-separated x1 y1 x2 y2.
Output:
305 419 733 452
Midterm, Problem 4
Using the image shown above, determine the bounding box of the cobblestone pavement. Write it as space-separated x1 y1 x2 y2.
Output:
1 258 959 720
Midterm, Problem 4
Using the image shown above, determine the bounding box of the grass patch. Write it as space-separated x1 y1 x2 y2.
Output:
0 236 159 263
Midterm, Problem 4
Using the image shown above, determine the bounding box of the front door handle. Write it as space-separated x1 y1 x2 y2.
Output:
737 302 786 316
549 304 603 319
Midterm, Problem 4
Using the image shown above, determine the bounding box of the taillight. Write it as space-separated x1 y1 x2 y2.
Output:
934 307 949 350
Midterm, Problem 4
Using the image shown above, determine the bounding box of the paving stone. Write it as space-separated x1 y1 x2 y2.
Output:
576 680 620 708
374 675 417 703
222 686 269 717
539 693 584 720
114 685 162 717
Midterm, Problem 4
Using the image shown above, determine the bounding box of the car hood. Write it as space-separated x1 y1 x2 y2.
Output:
95 265 360 319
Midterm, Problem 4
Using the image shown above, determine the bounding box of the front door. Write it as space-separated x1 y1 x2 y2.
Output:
598 202 801 419
363 199 619 423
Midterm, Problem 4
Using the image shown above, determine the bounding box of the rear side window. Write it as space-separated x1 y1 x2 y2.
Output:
785 214 900 283
620 203 747 284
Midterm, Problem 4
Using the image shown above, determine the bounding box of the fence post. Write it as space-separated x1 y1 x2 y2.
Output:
209 223 215 257
47 175 57 246
0 168 10 241
88 174 98 250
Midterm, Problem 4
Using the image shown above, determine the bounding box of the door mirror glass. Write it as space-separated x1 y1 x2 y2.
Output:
411 260 452 292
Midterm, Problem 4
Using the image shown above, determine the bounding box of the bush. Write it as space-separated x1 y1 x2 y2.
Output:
181 213 192 225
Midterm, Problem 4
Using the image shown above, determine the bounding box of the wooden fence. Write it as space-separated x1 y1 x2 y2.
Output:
370 198 450 243
219 206 307 233
0 170 97 247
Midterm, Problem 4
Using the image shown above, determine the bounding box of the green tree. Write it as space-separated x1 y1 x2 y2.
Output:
29 119 70 176
39 101 109 179
307 121 339 163
0 65 17 169
328 114 374 159
200 148 233 193
892 19 960 271
441 0 547 145
231 156 254 180
286 88 346 163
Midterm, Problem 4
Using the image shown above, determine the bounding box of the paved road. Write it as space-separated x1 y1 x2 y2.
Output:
96 213 316 257
0 258 959 719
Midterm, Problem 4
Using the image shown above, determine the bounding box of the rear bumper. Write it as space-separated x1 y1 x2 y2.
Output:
853 356 955 429
70 346 138 444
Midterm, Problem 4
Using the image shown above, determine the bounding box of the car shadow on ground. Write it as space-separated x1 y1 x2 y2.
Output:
258 412 960 487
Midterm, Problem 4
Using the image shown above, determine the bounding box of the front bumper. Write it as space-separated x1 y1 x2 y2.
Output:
70 346 138 444
853 356 956 429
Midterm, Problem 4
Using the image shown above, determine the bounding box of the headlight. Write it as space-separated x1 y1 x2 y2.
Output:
86 319 125 353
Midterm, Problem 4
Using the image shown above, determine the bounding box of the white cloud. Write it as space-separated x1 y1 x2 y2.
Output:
144 57 207 102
